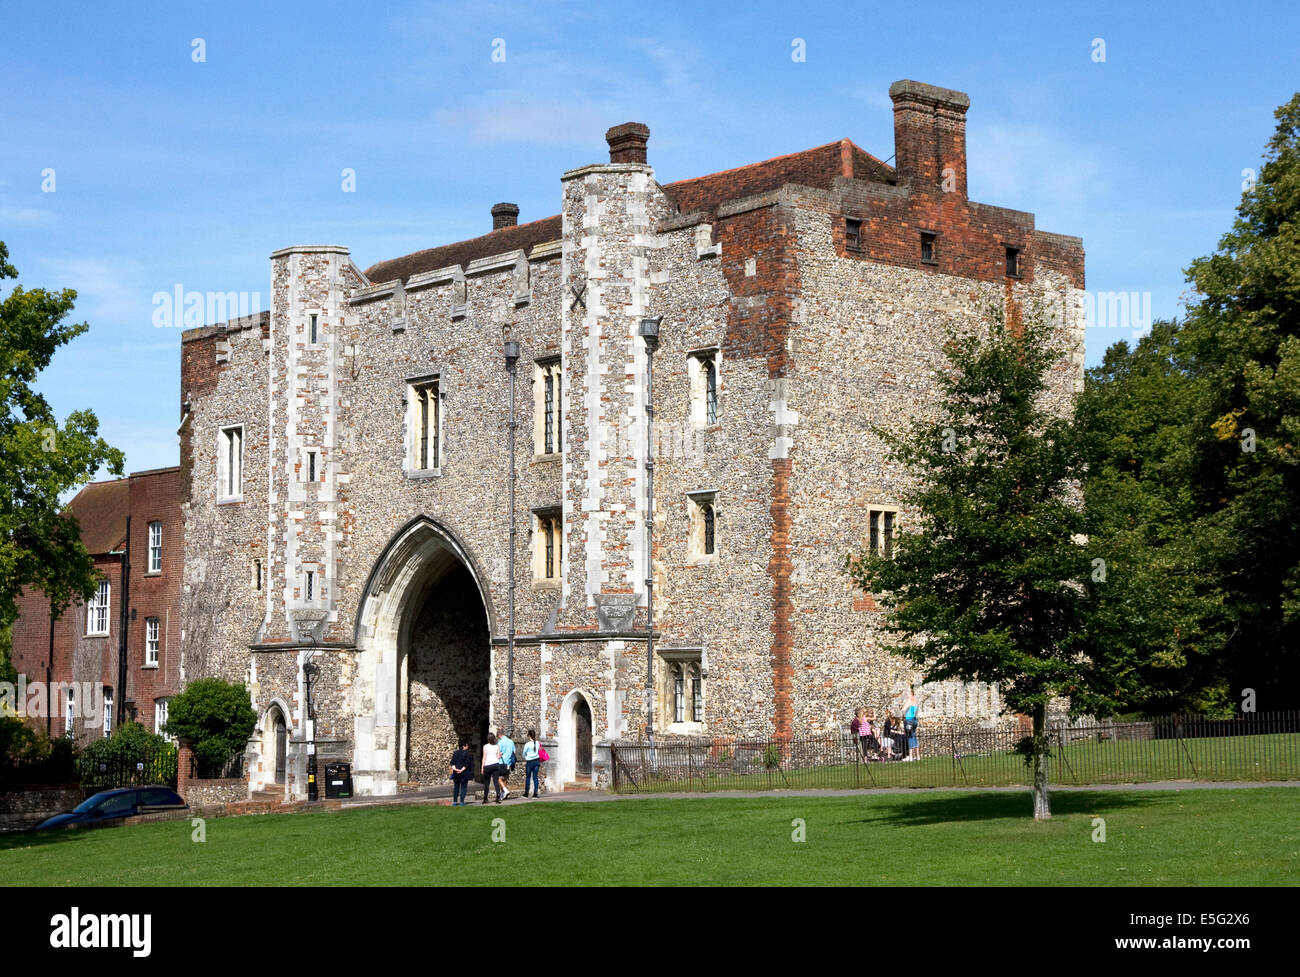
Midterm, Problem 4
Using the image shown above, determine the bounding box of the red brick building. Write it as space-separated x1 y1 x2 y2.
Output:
9 467 182 743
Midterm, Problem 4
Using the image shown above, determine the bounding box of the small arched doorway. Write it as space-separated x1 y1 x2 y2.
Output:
575 699 593 777
558 690 595 785
259 704 288 788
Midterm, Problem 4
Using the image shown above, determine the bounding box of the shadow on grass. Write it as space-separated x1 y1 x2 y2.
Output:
853 789 1159 827
0 821 129 852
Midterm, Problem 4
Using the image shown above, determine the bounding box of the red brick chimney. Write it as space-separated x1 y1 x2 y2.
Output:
605 122 650 164
491 202 519 230
888 80 970 198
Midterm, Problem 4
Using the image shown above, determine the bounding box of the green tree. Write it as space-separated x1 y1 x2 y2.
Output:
0 241 125 628
846 307 1141 819
162 678 257 768
1177 93 1300 709
1076 320 1230 714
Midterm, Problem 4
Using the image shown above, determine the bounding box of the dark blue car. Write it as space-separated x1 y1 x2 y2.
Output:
34 787 186 830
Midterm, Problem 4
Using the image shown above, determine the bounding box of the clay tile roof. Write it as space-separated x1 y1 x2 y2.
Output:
661 139 893 216
365 139 892 284
364 215 563 286
65 479 129 555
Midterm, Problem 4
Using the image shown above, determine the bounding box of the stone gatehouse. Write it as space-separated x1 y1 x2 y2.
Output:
178 80 1085 798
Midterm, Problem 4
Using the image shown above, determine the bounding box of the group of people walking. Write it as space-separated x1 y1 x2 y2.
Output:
448 729 547 806
850 688 920 762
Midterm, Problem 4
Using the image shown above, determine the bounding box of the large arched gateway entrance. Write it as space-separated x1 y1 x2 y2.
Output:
352 517 495 796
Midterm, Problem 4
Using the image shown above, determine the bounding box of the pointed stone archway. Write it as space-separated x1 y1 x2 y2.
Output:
352 516 496 796
557 689 596 786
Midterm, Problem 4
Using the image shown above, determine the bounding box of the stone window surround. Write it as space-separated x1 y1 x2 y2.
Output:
657 646 706 734
404 372 445 477
530 505 563 589
304 308 323 347
868 505 900 559
217 423 245 503
686 347 721 429
532 355 562 460
686 489 719 565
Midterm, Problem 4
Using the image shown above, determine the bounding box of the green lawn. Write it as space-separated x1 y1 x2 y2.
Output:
3 787 1297 885
614 732 1300 793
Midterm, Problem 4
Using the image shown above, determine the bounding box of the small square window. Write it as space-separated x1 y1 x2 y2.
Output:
868 508 897 559
845 218 862 251
921 232 936 264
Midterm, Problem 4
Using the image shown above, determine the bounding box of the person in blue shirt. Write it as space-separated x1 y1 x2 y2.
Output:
497 730 517 800
903 687 920 761
522 729 541 797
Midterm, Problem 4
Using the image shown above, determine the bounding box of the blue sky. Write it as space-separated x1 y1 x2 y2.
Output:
2 0 1296 477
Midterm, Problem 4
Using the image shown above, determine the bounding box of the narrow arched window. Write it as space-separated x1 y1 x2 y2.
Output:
705 358 718 425
674 664 685 724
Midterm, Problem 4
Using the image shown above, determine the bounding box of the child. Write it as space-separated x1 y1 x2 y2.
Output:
882 714 898 759
851 708 871 761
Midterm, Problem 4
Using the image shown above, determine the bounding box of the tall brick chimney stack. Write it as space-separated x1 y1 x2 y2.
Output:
491 202 519 230
889 80 970 198
605 122 650 164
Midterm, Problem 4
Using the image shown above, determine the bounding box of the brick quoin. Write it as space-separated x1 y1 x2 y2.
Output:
717 203 800 739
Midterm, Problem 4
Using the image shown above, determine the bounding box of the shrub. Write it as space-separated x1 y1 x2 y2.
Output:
163 678 256 767
77 722 174 785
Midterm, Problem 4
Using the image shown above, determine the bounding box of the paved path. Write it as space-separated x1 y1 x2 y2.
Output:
340 779 1300 810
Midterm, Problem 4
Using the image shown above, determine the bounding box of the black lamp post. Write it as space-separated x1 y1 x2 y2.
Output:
639 316 661 751
504 331 520 736
303 659 319 801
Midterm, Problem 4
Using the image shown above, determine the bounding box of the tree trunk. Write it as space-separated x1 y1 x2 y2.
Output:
1032 701 1051 820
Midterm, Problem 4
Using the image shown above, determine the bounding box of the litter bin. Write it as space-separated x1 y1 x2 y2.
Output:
324 762 353 799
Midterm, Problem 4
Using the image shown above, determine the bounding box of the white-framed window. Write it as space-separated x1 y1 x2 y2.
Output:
65 685 75 735
145 617 160 666
531 508 562 584
155 698 171 740
86 579 110 636
688 349 720 427
868 507 898 559
305 569 314 602
104 688 113 738
148 520 162 573
306 450 317 483
218 425 244 500
687 491 719 563
533 358 562 455
408 377 441 472
308 312 319 345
